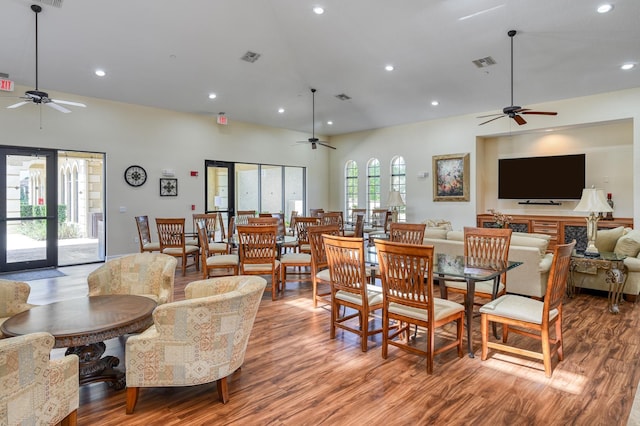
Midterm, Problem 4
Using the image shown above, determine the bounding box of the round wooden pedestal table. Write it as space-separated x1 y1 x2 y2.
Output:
1 295 156 390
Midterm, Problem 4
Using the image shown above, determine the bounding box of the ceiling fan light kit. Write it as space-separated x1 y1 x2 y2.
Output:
478 29 557 126
6 4 86 113
296 88 336 150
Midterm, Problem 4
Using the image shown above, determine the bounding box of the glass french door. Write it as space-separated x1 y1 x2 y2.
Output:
205 160 235 239
0 147 57 272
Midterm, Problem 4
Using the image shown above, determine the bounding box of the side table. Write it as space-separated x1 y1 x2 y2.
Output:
569 251 628 314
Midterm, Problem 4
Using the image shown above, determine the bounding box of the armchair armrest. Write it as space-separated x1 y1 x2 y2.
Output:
623 256 640 272
87 265 114 295
43 356 79 424
539 253 553 273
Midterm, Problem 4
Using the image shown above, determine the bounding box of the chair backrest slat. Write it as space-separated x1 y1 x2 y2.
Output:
237 225 278 265
389 223 426 245
324 235 367 295
156 218 186 250
463 226 512 284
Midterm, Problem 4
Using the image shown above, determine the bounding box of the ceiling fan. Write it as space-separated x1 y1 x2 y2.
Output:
6 4 86 113
478 30 556 126
297 88 335 150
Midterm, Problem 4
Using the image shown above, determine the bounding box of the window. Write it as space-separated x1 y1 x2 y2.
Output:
391 156 406 221
367 158 380 218
345 160 358 219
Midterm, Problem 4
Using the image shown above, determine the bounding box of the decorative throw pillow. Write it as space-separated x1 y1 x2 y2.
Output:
594 226 625 253
614 230 640 257
424 227 448 239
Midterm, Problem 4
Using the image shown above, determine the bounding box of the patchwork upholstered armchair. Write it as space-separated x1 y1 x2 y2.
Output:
87 253 177 305
0 279 35 338
124 275 267 414
0 332 79 425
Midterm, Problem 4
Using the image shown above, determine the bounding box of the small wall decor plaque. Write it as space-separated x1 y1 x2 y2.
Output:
160 178 178 197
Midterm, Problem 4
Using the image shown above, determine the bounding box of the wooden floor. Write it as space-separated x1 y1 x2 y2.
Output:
24 263 640 425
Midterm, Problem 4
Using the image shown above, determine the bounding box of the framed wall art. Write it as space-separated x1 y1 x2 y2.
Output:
159 178 178 197
432 153 470 202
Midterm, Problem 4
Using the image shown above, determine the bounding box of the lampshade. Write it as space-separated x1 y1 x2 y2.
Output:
387 190 405 208
574 188 613 213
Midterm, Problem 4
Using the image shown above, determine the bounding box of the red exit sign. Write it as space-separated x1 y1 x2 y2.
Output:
0 79 14 92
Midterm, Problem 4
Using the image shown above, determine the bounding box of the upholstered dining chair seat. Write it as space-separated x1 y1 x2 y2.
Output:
243 261 281 272
336 285 383 306
444 279 505 295
480 294 559 325
316 268 331 282
206 254 239 267
163 245 199 256
389 298 464 322
185 237 199 246
208 242 229 252
143 242 161 251
281 252 311 263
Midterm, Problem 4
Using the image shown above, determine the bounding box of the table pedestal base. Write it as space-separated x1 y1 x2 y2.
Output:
66 342 126 390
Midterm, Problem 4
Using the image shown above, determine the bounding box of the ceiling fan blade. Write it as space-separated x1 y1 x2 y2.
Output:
477 112 504 118
46 102 71 113
513 114 527 125
6 101 30 109
317 141 336 150
520 111 558 116
479 115 505 125
52 99 86 108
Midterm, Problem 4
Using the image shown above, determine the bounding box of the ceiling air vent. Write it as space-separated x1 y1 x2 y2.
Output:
241 51 261 63
472 56 496 68
335 93 351 101
33 0 64 8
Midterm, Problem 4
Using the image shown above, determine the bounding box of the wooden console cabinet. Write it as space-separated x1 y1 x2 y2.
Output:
477 214 633 253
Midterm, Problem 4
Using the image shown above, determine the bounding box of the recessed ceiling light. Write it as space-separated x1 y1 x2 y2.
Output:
278 108 285 113
597 4 613 13
313 6 324 15
94 69 106 77
208 93 217 99
385 65 394 71
431 100 439 106
621 63 635 70
327 121 333 125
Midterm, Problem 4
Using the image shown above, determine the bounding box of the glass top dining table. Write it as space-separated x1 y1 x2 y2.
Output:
366 246 522 357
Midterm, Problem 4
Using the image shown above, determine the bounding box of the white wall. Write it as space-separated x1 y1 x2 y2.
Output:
1 85 330 257
328 88 640 230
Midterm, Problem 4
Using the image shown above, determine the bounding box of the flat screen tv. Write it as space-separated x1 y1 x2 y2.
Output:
498 154 585 200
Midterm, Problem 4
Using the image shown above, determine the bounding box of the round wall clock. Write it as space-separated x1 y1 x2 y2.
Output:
124 165 147 187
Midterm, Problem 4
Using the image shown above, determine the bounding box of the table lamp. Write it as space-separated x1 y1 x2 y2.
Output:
387 190 405 222
573 187 613 257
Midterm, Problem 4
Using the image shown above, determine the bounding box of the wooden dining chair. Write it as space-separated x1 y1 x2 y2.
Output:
247 217 279 226
389 222 426 245
321 211 345 236
353 213 365 238
441 226 513 303
375 240 464 373
324 235 383 352
309 208 325 218
155 218 200 276
480 240 575 377
236 210 256 226
307 224 342 308
237 225 281 301
135 215 160 253
193 213 227 255
287 210 298 236
197 221 238 278
294 217 321 254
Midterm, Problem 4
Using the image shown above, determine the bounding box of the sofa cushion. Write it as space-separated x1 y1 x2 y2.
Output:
421 219 453 230
510 235 549 257
614 230 640 257
424 227 448 239
595 226 625 253
446 230 464 241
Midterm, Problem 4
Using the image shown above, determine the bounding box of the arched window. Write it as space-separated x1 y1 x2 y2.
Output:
391 156 406 221
72 164 79 222
367 158 380 217
345 160 358 219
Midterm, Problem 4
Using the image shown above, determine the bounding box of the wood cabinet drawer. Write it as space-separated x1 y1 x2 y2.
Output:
532 221 558 234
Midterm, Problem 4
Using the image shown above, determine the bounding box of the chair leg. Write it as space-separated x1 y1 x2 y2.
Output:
480 314 489 361
381 310 389 359
61 410 77 426
541 327 553 377
126 387 139 414
556 317 564 361
217 377 229 403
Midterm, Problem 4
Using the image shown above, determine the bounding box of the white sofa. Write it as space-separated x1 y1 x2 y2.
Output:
422 228 554 298
571 226 640 299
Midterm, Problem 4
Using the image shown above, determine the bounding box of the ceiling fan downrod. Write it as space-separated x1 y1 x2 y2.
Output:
508 29 516 108
32 4 42 91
